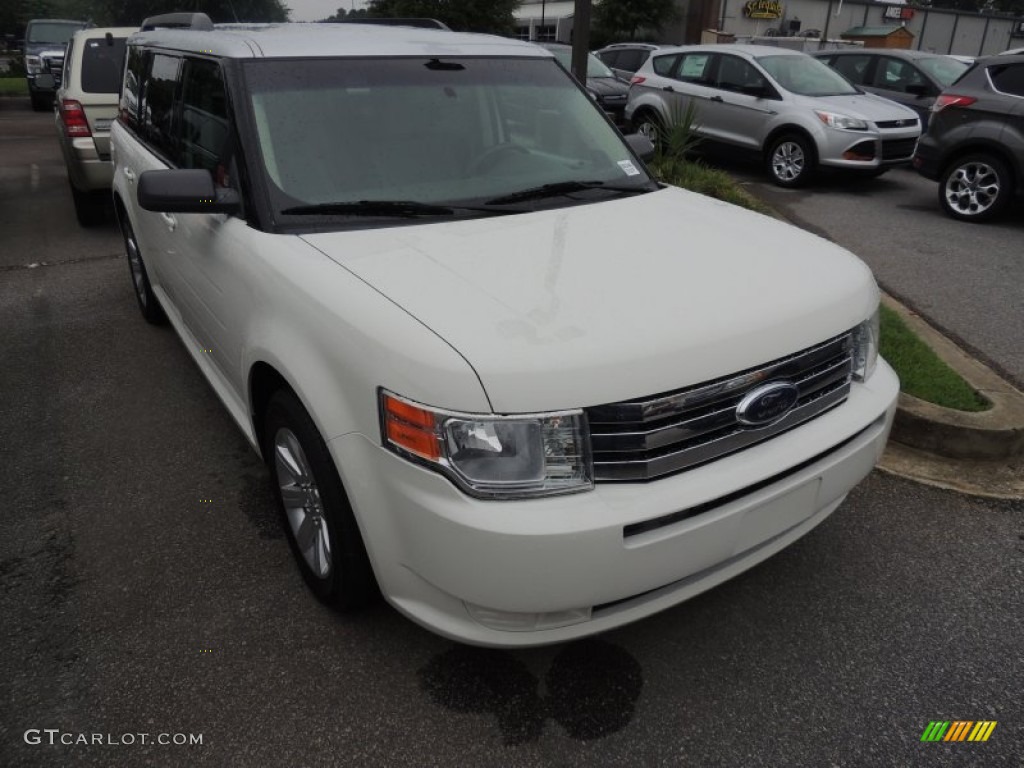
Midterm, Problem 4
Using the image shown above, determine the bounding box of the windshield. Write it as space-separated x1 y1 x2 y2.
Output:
27 22 84 45
243 57 651 227
757 54 859 96
917 56 969 86
549 48 617 78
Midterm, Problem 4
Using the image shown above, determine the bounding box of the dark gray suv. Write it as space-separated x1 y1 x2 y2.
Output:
912 54 1024 222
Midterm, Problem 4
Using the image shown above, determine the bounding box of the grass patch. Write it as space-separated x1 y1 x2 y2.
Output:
0 78 28 96
646 106 989 412
879 305 990 411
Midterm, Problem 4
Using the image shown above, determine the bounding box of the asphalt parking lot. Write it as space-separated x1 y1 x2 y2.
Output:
1 96 1022 767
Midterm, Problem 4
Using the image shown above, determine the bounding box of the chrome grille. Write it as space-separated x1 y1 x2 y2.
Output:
586 332 853 481
876 118 917 129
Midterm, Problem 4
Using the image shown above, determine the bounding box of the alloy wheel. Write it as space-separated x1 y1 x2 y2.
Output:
943 160 1001 218
274 427 333 578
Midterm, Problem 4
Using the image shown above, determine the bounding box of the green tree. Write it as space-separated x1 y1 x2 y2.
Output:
323 7 370 21
366 0 520 34
593 0 677 41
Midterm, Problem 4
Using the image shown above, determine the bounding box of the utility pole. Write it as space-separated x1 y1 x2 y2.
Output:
572 0 591 84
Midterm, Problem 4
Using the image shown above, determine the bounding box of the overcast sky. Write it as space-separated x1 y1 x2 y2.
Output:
285 0 367 22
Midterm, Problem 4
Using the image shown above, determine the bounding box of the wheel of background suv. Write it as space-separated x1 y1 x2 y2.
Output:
29 91 50 112
938 153 1011 223
633 111 663 150
117 208 166 325
766 133 815 188
70 183 106 227
264 389 378 611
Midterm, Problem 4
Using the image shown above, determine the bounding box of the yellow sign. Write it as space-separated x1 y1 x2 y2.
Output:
744 0 783 20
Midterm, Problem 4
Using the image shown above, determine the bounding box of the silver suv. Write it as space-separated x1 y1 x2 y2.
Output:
626 44 922 187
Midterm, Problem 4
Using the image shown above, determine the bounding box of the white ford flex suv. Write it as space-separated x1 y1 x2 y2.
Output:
112 15 898 647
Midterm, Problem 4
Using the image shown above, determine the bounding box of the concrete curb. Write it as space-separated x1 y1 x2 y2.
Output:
878 294 1024 499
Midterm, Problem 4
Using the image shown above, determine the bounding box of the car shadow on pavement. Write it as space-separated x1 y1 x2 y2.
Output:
418 639 643 745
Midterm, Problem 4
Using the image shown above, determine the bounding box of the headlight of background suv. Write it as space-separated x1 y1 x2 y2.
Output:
25 55 42 75
851 307 880 381
380 391 593 499
815 111 868 131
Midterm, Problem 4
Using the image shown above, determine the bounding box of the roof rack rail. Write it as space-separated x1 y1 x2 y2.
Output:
140 12 214 31
332 18 451 31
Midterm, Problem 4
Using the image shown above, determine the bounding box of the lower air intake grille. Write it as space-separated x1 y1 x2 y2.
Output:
586 331 854 482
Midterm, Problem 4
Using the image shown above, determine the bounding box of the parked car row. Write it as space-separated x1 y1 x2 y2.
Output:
624 44 922 188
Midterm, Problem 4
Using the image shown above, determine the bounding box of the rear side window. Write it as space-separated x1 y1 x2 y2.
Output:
652 54 679 77
990 64 1024 97
831 54 872 85
144 54 182 162
120 45 149 131
82 37 127 94
677 54 713 85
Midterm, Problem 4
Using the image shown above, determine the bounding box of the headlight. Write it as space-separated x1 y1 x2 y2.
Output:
380 391 593 499
851 307 880 382
25 55 42 75
815 111 868 131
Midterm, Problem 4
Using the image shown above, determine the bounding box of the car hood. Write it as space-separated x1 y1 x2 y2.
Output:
800 92 919 122
301 187 878 413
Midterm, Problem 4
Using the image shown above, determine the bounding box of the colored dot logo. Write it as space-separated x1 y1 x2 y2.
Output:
199 499 213 504
199 649 214 653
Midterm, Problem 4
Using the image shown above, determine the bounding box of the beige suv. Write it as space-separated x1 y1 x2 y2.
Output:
54 26 136 226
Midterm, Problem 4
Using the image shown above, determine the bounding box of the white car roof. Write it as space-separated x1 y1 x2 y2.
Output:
72 26 139 39
128 22 552 60
653 44 807 58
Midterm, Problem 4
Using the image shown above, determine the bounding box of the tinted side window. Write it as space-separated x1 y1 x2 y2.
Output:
990 64 1024 97
652 54 679 77
144 54 182 163
831 54 872 85
82 37 127 94
596 50 618 67
180 58 230 174
616 49 647 73
120 45 149 131
874 57 928 93
716 55 768 93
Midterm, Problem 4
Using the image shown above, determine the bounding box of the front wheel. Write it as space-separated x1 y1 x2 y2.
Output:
118 209 166 325
632 111 663 150
264 390 378 611
766 134 815 188
938 153 1011 222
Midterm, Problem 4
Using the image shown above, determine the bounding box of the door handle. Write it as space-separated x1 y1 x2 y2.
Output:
123 167 135 183
662 85 674 92
710 95 724 102
160 212 176 231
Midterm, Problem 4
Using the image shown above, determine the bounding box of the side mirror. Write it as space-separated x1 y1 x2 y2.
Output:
138 169 240 214
625 132 656 162
33 73 55 89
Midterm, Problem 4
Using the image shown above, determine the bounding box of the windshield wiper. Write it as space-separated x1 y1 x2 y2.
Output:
281 200 458 217
485 180 651 206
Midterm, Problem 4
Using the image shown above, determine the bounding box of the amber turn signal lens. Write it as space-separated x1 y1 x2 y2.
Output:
383 395 440 460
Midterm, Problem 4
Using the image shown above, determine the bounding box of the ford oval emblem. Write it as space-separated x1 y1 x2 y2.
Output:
736 382 799 427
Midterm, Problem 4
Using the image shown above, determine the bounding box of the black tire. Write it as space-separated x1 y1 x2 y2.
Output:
29 91 50 112
264 389 378 611
766 133 815 188
117 208 166 325
938 153 1011 223
70 183 106 227
632 110 664 150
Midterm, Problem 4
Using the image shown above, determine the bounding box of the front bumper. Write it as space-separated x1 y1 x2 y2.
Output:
911 136 942 181
817 128 920 170
331 360 899 647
